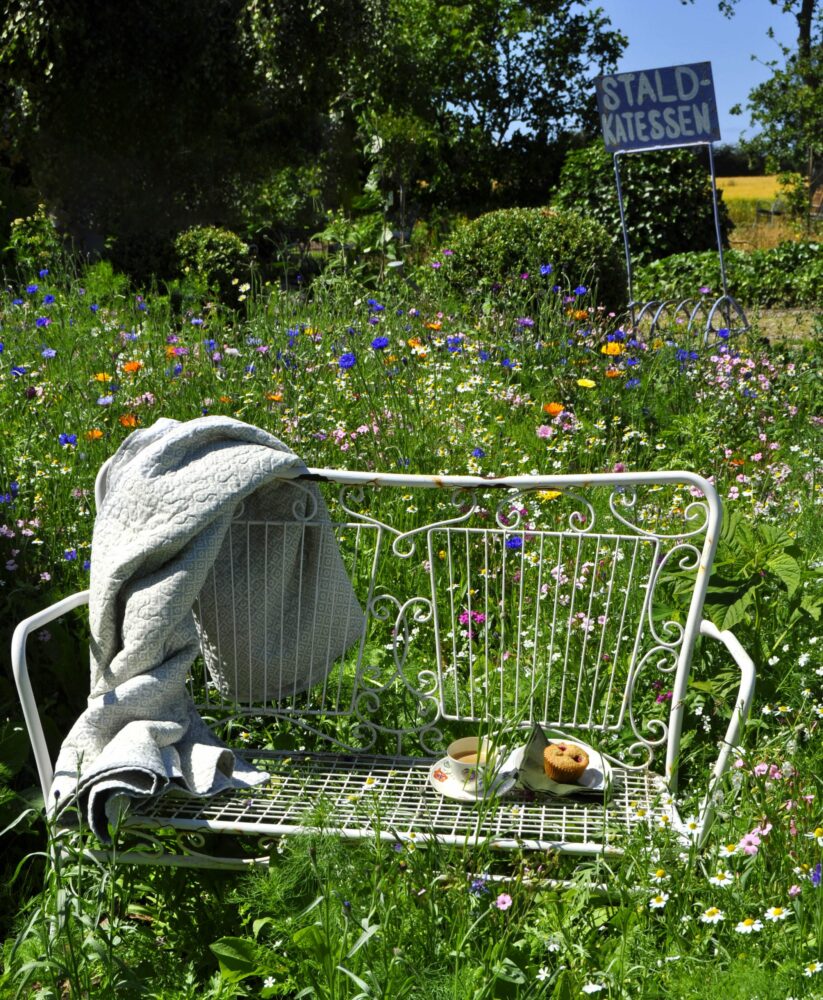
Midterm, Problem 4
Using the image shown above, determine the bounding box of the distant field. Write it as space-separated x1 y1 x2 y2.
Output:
715 174 781 200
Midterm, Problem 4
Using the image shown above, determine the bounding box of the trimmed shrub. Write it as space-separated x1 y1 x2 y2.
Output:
440 206 626 309
6 205 66 273
634 240 822 308
553 142 733 264
174 226 250 299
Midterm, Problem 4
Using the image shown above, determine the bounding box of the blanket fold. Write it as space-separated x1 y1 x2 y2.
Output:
52 416 364 840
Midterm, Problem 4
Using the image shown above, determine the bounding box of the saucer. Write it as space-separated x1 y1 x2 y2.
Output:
428 756 518 803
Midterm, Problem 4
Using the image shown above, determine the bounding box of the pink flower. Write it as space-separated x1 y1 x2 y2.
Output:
788 884 802 897
495 893 513 911
768 765 782 780
753 762 769 777
739 832 761 855
536 425 553 438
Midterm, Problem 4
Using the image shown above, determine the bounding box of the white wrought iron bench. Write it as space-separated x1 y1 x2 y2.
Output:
12 465 755 869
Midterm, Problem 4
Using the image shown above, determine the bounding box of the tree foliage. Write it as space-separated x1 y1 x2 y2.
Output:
0 0 626 268
552 142 733 265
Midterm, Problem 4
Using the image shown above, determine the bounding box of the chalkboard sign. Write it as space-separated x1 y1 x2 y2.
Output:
595 62 720 152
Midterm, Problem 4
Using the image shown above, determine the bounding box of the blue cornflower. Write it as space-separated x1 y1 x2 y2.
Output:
58 433 77 447
10 482 18 497
35 316 50 328
338 352 356 370
63 548 78 561
574 285 587 296
516 317 534 328
12 298 23 306
39 268 49 277
469 875 490 896
11 366 26 376
26 284 38 294
244 364 255 374
366 299 385 313
446 336 463 352
172 363 183 376
371 336 390 350
625 377 641 389
478 350 490 361
90 303 99 313
626 357 639 366
203 338 216 350
122 330 139 341
812 862 822 888
505 536 523 550
43 294 55 305
82 559 91 571
472 447 486 458
540 264 553 276
191 317 204 326
97 395 114 405
136 300 147 312
676 349 688 362
502 358 515 369
717 328 730 339
0 342 4 353
41 347 56 358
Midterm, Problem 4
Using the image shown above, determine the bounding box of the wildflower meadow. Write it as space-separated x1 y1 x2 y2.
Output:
0 246 821 999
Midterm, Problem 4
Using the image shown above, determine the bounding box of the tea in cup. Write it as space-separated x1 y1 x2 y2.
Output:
446 736 495 778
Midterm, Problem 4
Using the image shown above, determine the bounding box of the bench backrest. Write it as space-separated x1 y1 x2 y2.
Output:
188 470 719 773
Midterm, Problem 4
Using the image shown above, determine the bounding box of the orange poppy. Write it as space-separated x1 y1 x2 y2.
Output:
543 402 563 417
605 367 622 378
425 321 442 331
122 360 143 374
86 428 103 440
119 414 139 427
266 392 283 403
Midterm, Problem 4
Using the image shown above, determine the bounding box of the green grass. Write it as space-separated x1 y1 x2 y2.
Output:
0 250 821 998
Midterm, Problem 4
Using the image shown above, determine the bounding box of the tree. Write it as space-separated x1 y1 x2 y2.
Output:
682 0 822 215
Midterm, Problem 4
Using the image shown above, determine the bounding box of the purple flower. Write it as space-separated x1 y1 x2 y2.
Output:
35 316 51 328
812 863 822 888
97 395 114 406
63 548 78 561
191 317 204 326
338 352 356 370
625 377 641 389
41 347 56 358
516 317 534 328
431 261 442 270
469 875 490 896
371 336 390 349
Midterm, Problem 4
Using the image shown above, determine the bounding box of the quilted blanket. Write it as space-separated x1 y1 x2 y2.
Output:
51 416 364 840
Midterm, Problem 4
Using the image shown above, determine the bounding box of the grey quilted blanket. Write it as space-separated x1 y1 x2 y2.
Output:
51 416 364 840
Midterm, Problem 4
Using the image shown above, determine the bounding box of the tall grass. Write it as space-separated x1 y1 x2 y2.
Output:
0 251 821 998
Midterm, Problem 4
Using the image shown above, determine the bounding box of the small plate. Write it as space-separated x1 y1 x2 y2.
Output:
428 756 518 803
509 731 612 796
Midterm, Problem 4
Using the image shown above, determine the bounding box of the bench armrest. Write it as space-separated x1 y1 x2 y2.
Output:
10 590 90 803
693 618 756 844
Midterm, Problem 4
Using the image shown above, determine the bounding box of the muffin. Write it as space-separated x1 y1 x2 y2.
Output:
543 742 589 783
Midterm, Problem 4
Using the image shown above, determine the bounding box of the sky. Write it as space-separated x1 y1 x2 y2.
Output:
592 0 798 144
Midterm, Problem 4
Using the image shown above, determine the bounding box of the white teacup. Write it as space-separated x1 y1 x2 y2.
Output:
446 736 496 778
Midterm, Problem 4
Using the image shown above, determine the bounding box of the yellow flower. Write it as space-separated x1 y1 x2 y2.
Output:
538 490 561 501
601 341 623 356
577 378 596 388
93 372 113 382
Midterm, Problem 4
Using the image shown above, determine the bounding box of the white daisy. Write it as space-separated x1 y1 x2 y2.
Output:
764 906 790 922
735 917 763 934
700 906 724 924
804 961 822 977
718 842 738 858
650 868 668 883
708 870 734 888
649 892 669 910
536 967 550 982
581 985 606 994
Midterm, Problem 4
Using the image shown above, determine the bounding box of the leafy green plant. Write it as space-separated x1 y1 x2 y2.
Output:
174 225 250 300
437 206 626 309
634 239 823 307
552 142 733 263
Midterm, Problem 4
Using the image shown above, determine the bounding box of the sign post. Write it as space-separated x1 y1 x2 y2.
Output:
594 62 748 342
